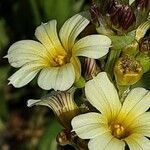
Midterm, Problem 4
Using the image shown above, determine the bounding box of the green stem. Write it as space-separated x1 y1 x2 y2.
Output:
29 0 41 25
117 84 130 103
105 48 122 78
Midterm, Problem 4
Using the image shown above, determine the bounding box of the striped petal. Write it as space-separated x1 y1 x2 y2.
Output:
117 88 150 127
124 134 150 150
35 20 66 58
8 62 43 87
72 35 111 59
85 72 121 120
88 133 125 150
6 40 48 68
38 63 75 91
59 13 89 51
27 91 77 116
71 112 109 139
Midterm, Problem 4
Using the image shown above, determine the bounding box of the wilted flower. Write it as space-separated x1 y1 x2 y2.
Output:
72 72 150 150
114 56 143 85
5 13 111 91
27 91 79 129
135 20 150 41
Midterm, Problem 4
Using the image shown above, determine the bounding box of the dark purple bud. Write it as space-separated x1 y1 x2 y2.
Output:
139 37 150 54
136 0 149 9
106 0 136 30
90 4 101 25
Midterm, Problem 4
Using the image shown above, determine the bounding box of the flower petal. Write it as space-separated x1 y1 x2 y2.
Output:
85 72 121 120
59 13 89 51
38 63 75 91
70 56 81 81
35 20 66 57
125 134 150 150
129 112 150 137
27 91 77 115
6 40 48 68
8 62 43 87
71 112 109 139
118 88 150 127
73 35 111 59
88 133 125 150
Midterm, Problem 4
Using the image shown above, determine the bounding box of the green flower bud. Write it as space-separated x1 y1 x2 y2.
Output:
114 56 143 85
123 40 139 56
136 53 150 73
74 76 85 88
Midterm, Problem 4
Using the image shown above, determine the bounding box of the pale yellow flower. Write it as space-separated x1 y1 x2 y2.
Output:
72 72 150 150
6 13 111 91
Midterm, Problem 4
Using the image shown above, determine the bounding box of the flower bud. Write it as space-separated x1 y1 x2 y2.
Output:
136 53 150 73
136 0 149 10
90 4 101 25
83 58 100 80
114 56 143 85
139 37 150 54
56 129 71 146
106 0 136 31
27 91 80 129
90 3 115 35
136 38 150 73
123 40 139 56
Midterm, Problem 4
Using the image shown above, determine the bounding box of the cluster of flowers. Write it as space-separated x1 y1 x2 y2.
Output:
5 0 150 149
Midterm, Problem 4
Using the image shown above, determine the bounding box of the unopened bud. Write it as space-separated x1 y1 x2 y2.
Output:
90 4 101 25
114 56 143 85
56 129 71 146
83 58 100 80
123 40 138 56
139 37 150 54
106 0 136 31
136 0 149 9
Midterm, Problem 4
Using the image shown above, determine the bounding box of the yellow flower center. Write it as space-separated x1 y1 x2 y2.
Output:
53 55 66 66
110 123 129 139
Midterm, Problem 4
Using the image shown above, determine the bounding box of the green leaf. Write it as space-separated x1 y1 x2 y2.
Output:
37 119 61 150
132 71 150 90
0 66 10 90
0 19 9 51
109 31 135 49
74 76 85 88
136 53 150 73
39 0 82 26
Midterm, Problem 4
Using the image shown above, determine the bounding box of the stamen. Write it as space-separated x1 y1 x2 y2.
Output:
54 55 66 66
111 123 126 139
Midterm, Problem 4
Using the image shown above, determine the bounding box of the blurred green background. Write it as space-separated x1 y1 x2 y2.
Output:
0 0 90 149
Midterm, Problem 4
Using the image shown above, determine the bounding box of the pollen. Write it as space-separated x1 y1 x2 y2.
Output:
54 55 66 66
110 123 127 139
